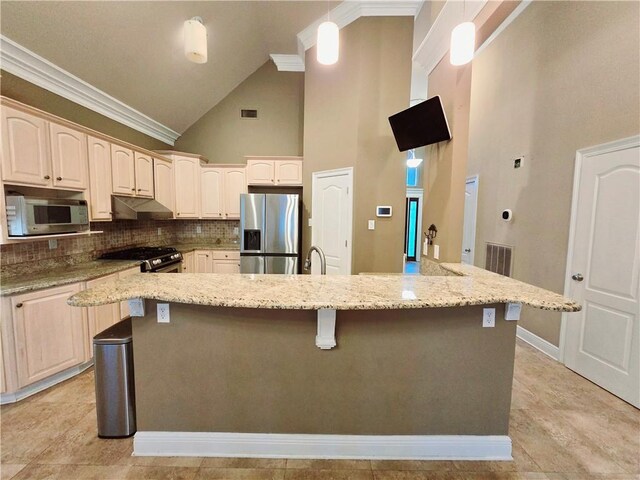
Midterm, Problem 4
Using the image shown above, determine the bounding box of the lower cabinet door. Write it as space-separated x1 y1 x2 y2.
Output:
86 274 121 357
11 283 86 388
195 251 214 273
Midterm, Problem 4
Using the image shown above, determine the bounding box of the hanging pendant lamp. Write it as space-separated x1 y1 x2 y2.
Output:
450 21 475 66
317 20 339 65
184 16 207 64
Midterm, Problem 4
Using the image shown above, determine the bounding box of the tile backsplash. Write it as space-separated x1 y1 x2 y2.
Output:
0 220 239 269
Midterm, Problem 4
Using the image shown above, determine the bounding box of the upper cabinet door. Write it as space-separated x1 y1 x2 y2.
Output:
275 160 302 186
111 145 135 195
201 168 224 219
88 136 113 221
134 152 154 198
50 122 88 190
246 159 275 185
154 158 174 213
224 167 247 219
174 157 200 218
1 106 51 186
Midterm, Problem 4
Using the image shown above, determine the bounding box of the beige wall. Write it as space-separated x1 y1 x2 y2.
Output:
175 61 304 164
466 1 640 345
302 17 413 274
0 70 170 150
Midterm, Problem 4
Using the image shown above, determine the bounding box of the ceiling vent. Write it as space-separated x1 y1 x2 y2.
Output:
241 109 258 119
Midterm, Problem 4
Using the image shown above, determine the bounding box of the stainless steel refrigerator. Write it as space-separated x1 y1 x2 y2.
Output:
240 193 300 274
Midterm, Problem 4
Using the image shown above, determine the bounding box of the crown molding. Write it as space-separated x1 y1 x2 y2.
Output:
269 54 305 72
271 1 422 73
0 35 180 145
412 0 488 75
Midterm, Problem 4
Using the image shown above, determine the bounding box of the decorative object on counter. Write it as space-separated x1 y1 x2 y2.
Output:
184 17 207 64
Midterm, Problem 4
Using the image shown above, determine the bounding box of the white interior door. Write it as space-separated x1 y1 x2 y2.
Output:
461 175 479 265
562 137 640 407
311 168 353 275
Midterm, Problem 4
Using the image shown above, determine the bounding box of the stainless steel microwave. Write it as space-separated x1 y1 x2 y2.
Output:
6 196 89 236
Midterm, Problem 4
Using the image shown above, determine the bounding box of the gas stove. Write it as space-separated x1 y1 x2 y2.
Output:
100 246 183 273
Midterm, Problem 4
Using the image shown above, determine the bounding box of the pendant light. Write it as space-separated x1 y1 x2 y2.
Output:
317 2 339 65
449 1 475 66
184 17 207 64
406 149 423 168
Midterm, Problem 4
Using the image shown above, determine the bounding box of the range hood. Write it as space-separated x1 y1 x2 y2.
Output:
112 195 173 220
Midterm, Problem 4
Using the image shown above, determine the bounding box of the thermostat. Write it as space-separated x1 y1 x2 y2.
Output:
376 206 393 217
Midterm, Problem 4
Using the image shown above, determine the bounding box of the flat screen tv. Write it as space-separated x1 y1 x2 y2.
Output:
388 96 452 151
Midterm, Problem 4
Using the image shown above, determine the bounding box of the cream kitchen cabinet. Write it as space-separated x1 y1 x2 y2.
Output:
194 250 214 273
134 152 154 198
85 274 120 357
118 267 141 319
88 136 113 221
213 250 241 273
49 122 88 190
182 251 195 273
200 166 246 219
246 157 302 186
154 158 174 212
174 156 201 218
10 283 87 388
1 106 51 187
111 144 136 195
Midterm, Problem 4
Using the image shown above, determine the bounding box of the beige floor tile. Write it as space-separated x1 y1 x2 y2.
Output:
196 467 285 479
202 458 286 469
29 368 96 404
32 410 133 466
10 464 131 480
371 461 458 471
0 464 26 480
286 459 372 470
121 456 204 468
284 469 373 480
0 401 95 464
125 465 200 479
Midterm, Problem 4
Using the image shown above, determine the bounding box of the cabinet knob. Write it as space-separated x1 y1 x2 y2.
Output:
225 213 228 216
56 176 62 181
44 175 50 180
176 212 180 216
137 188 142 191
225 255 228 258
16 303 23 308
131 188 136 191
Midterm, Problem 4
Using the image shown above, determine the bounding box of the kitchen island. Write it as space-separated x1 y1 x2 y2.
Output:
69 265 580 460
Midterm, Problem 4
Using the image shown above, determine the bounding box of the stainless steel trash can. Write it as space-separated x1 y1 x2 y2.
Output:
93 318 136 438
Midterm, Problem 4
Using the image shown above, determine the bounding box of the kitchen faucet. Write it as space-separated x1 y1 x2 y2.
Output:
304 246 327 275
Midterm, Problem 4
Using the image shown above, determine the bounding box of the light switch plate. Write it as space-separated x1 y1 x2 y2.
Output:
196 225 202 234
308 218 313 227
505 302 522 321
128 298 145 317
368 220 375 230
48 239 57 250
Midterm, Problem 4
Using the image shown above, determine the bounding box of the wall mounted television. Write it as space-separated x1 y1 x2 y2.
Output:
388 95 452 151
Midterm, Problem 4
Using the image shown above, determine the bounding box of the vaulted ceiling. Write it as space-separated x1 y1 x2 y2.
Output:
0 1 338 134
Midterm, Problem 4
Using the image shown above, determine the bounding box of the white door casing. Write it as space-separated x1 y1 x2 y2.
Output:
311 168 353 275
461 175 479 265
561 136 640 408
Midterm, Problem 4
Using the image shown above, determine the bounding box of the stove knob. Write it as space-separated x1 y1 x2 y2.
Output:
153 259 161 265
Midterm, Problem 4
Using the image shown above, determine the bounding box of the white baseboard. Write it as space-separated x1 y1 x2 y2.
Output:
134 432 512 460
0 360 93 405
517 326 560 361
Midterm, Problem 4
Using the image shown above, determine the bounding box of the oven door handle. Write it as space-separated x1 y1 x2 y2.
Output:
152 262 183 273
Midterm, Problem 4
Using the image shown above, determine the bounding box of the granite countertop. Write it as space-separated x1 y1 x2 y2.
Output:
1 242 240 296
68 263 581 312
1 260 142 296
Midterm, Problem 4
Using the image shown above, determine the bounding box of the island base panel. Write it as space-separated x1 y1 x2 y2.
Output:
133 302 515 436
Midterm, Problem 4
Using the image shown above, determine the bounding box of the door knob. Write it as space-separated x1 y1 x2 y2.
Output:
464 248 471 253
572 273 584 282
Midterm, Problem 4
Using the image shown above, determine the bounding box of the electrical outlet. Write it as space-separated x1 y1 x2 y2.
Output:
157 303 170 323
128 298 145 317
368 220 375 230
196 225 202 234
233 227 239 235
308 218 313 227
483 308 496 327
505 302 522 321
433 244 440 260
157 227 162 236
48 239 57 250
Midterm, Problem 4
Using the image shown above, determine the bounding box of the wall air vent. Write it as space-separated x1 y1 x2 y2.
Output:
485 242 513 277
241 109 258 119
